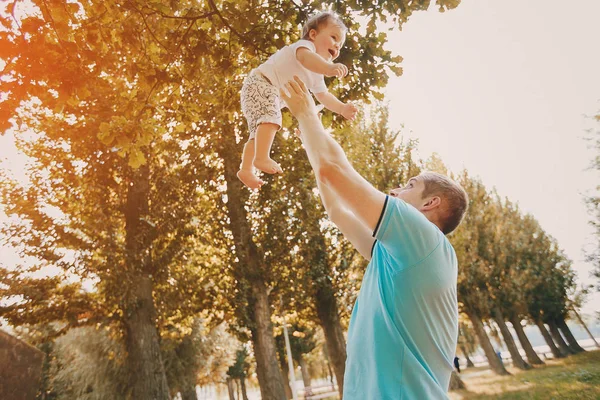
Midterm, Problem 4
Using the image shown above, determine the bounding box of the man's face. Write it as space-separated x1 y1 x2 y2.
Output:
309 21 346 62
389 177 426 209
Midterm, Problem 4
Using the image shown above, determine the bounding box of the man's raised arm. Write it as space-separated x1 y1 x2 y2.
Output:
280 77 386 232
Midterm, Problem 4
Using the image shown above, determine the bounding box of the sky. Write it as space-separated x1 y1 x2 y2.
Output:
383 0 599 315
1 0 599 318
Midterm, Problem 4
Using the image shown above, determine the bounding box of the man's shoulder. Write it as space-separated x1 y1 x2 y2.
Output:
382 197 442 245
373 196 443 271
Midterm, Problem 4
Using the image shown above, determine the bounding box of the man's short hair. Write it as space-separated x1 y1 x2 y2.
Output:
419 172 468 235
302 11 348 40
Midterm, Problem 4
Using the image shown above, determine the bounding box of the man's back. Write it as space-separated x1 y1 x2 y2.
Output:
343 196 458 400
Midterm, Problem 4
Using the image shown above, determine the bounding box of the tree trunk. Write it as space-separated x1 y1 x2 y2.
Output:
220 141 287 400
556 317 585 353
240 377 250 400
124 164 170 400
227 378 236 400
124 257 170 400
278 350 293 400
493 308 531 370
509 315 544 365
571 307 600 348
327 361 334 385
534 319 563 358
315 285 346 398
299 355 312 389
249 283 288 400
448 371 466 391
298 181 346 398
467 311 510 375
459 344 475 367
181 385 198 400
547 319 573 356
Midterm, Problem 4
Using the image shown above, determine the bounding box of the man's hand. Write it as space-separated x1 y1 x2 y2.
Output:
326 63 348 78
280 76 319 119
341 103 358 121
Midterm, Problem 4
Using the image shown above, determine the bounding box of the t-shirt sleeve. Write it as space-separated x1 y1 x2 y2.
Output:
290 39 316 56
373 196 441 270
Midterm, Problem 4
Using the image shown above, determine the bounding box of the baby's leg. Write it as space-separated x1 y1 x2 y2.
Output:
237 139 264 190
253 123 283 174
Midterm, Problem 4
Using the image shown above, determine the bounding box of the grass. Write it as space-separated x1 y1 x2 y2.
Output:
449 349 600 400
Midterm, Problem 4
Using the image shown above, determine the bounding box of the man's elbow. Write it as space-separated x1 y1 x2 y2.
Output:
325 204 342 223
317 161 343 186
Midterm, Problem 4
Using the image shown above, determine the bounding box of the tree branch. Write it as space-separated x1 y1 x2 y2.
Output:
206 0 269 57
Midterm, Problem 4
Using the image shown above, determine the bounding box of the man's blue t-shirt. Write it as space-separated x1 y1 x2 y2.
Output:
343 196 459 400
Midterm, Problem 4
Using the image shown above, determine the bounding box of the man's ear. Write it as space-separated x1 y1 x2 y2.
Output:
421 196 441 211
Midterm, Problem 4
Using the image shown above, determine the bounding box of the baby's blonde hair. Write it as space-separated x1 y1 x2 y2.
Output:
301 11 347 40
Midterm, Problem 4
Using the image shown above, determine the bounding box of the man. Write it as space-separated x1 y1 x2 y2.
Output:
280 77 468 399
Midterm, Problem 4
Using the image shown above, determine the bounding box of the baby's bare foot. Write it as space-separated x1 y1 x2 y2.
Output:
237 169 264 190
253 157 283 174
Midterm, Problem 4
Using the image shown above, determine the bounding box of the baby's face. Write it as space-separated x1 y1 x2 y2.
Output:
309 20 346 62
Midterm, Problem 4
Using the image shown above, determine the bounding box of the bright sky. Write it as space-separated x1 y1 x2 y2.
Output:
383 0 600 315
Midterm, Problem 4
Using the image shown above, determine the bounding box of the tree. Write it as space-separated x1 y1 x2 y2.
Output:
27 320 237 400
457 319 476 368
48 326 129 400
227 347 252 400
500 210 545 365
522 223 572 358
452 173 510 375
584 111 600 290
488 198 531 370
0 3 228 398
162 320 238 400
448 371 466 391
264 129 350 398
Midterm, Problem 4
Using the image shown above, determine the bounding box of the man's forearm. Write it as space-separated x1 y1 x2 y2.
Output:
297 113 350 179
315 173 339 215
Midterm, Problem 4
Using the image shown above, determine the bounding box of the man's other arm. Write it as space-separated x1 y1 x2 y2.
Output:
315 172 375 260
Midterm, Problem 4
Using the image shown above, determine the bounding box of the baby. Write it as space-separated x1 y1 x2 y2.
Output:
238 11 358 189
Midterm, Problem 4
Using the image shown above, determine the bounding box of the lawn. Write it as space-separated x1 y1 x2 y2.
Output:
449 349 600 400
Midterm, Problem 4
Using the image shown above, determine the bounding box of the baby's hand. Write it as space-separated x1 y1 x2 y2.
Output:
341 102 358 121
326 63 348 78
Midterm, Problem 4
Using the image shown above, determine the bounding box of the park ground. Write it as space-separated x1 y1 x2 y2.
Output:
449 349 600 400
209 349 600 399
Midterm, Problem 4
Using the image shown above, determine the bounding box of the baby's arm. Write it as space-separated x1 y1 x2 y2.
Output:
296 48 347 78
315 91 358 121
